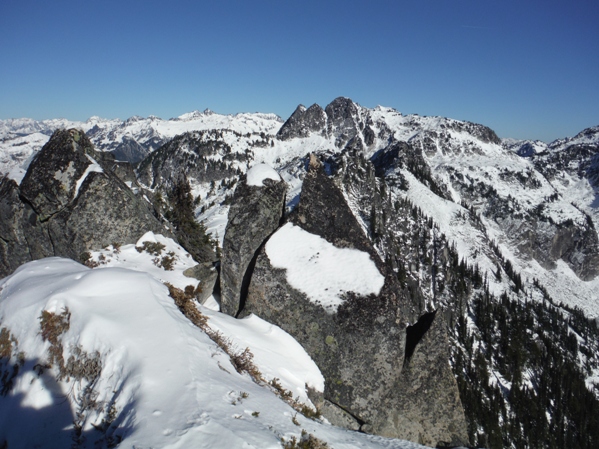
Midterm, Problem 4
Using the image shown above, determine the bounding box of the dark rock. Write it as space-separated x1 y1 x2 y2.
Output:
243 155 468 445
277 104 327 141
0 129 171 278
47 170 167 261
325 97 363 148
394 311 469 447
20 129 97 220
183 262 219 304
109 136 150 164
322 401 361 431
220 167 286 316
363 125 375 146
0 177 52 277
106 161 142 191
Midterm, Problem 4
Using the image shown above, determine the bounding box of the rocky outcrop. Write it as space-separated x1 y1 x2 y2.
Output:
241 155 468 446
20 128 98 220
277 104 327 140
0 177 52 276
0 129 169 278
277 98 371 150
395 311 469 447
184 262 219 304
219 166 287 316
109 136 151 164
325 97 364 148
491 209 599 281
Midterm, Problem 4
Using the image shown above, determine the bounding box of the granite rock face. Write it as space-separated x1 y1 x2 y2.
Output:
241 156 468 446
20 128 98 220
219 169 287 316
394 311 469 447
0 129 169 278
0 177 52 276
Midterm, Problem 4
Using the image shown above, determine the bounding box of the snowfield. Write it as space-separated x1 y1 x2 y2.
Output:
266 223 385 313
0 249 429 449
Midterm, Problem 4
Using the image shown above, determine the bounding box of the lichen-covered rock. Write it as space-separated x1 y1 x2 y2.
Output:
47 168 168 261
0 129 170 278
220 165 286 316
0 177 52 277
392 311 469 447
321 400 361 431
243 156 468 446
20 129 98 220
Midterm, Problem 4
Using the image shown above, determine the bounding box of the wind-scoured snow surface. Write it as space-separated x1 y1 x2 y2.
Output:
266 223 385 313
0 249 428 448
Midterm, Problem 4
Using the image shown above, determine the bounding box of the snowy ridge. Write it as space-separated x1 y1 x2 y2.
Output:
2 98 599 447
0 251 429 448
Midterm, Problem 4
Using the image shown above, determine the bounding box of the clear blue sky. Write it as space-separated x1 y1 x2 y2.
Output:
1 0 598 142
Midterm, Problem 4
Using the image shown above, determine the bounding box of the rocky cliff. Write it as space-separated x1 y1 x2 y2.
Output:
231 156 468 447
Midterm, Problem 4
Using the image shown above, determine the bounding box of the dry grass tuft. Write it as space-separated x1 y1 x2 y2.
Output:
165 282 208 328
283 430 328 449
165 282 264 381
165 282 322 418
0 326 24 395
38 308 102 382
136 241 166 256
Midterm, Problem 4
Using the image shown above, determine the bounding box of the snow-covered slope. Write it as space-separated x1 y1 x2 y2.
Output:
0 244 429 449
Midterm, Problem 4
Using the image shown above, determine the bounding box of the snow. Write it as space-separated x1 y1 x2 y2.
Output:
0 111 283 179
0 258 430 449
87 232 201 291
73 154 103 197
0 132 50 182
265 223 385 313
203 309 325 403
246 163 281 186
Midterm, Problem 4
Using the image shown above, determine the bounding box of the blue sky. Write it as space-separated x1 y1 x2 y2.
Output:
1 0 598 141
